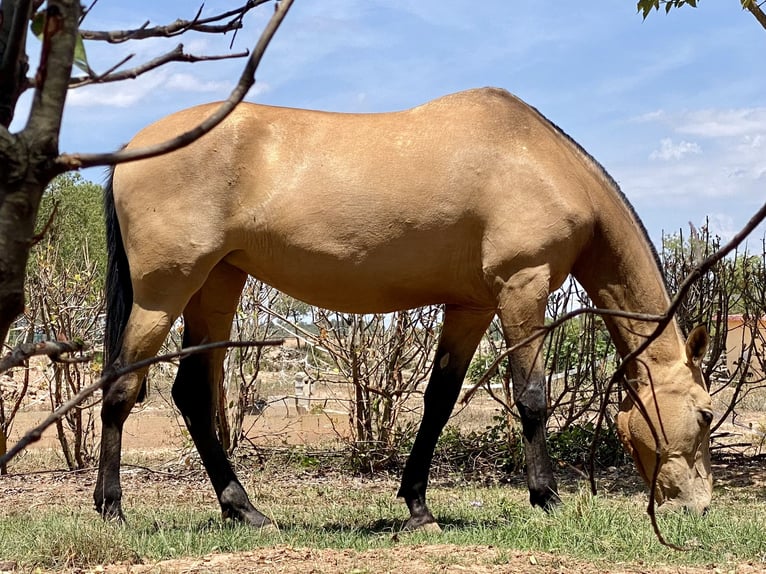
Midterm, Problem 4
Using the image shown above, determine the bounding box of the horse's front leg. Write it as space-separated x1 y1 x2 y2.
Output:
397 306 493 530
497 266 560 510
510 358 560 510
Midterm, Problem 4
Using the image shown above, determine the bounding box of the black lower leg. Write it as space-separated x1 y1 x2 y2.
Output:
94 375 135 522
516 381 559 510
94 427 125 521
173 353 270 527
398 350 464 530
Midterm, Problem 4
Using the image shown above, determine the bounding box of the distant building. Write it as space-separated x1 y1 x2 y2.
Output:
725 315 766 380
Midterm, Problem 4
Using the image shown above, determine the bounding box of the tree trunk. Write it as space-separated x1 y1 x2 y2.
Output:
0 0 80 345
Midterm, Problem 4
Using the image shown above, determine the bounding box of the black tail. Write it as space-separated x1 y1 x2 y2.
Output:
103 167 145 399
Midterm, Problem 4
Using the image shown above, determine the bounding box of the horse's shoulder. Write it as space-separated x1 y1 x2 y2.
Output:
422 87 530 114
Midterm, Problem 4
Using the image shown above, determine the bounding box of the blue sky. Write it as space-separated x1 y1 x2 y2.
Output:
15 1 766 246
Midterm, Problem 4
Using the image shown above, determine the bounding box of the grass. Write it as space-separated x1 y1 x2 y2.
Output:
2 467 766 571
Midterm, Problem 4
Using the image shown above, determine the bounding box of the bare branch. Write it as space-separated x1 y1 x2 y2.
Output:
55 0 294 171
79 0 271 43
25 1 80 147
79 0 99 25
68 44 249 89
0 339 86 373
0 337 283 467
745 0 766 31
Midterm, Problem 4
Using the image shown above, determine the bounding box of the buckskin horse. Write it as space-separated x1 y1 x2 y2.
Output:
96 88 714 530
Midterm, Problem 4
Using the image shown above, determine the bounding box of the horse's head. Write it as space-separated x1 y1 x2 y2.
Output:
616 325 713 514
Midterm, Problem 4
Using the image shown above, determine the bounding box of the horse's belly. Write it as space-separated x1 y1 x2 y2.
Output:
224 244 491 314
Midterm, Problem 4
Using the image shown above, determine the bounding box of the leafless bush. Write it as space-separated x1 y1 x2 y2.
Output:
20 236 103 469
0 320 35 473
218 278 299 454
543 281 619 431
298 306 441 471
662 225 766 451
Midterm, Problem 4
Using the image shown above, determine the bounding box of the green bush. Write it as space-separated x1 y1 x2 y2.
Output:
434 413 524 477
547 422 628 468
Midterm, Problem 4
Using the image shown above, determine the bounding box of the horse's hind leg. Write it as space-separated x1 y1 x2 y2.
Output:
95 306 176 521
172 262 269 526
496 265 560 510
398 305 493 530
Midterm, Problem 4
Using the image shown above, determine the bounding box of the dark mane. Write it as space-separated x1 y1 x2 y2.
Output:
526 102 667 288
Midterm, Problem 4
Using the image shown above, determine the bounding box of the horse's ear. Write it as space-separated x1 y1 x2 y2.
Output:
685 325 709 366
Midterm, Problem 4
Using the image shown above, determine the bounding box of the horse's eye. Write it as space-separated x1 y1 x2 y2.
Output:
698 409 714 427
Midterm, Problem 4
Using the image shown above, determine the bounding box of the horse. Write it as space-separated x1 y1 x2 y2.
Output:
96 87 714 530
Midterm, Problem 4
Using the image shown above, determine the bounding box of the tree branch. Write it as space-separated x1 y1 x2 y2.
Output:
24 1 79 156
0 0 33 127
67 44 249 89
55 0 293 171
745 0 766 31
0 339 86 372
79 0 271 43
0 337 284 467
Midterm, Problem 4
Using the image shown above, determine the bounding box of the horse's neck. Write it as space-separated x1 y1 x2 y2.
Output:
573 193 684 372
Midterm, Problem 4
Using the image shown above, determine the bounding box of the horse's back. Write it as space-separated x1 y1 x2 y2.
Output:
112 88 598 312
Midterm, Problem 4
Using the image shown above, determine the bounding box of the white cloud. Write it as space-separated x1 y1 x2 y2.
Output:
65 70 269 108
632 109 666 123
636 106 766 139
675 108 766 138
649 138 702 161
620 107 765 206
66 74 166 108
164 73 235 93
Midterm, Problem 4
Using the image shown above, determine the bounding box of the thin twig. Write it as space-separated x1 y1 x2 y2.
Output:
0 338 283 468
68 45 249 88
55 0 293 171
29 201 58 246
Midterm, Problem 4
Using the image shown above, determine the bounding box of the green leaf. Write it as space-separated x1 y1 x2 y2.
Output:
637 0 660 19
30 11 45 38
73 33 89 74
30 11 90 74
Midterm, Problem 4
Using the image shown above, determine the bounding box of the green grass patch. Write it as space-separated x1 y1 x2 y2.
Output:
1 472 765 571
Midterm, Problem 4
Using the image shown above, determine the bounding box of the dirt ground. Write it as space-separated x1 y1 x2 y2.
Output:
3 363 766 574
83 545 766 574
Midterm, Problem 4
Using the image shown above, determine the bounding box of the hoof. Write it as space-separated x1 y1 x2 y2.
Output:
96 501 126 524
402 515 441 533
222 507 273 528
530 489 561 512
418 521 443 534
